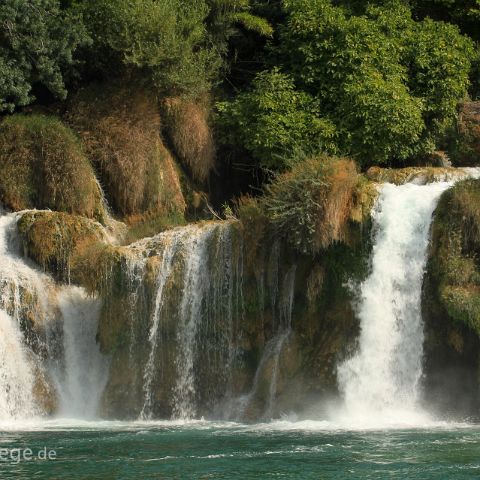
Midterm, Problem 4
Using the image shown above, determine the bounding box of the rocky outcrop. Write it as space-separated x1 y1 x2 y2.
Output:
366 165 476 185
422 178 480 419
87 207 370 420
17 211 110 283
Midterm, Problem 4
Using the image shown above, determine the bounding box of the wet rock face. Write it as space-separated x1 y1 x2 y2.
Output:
422 178 480 419
95 217 367 421
422 274 480 419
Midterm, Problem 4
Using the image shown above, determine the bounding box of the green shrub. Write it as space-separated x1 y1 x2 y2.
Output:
0 114 105 220
79 0 219 96
217 68 337 171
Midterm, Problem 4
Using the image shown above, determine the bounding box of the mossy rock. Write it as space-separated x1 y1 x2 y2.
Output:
18 211 108 283
349 175 379 224
366 166 471 185
0 114 105 221
428 178 480 336
123 210 187 244
67 84 186 221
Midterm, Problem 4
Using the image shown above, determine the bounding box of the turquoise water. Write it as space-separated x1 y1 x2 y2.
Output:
1 421 479 479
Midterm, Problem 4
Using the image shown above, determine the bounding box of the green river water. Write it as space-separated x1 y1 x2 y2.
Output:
0 420 479 479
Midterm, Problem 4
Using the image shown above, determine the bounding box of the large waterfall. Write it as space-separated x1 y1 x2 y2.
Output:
2 171 479 425
337 181 455 427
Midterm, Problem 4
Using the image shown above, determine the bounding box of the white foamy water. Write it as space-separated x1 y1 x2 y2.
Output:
54 287 109 419
0 213 109 422
0 309 38 420
336 181 454 427
0 214 52 420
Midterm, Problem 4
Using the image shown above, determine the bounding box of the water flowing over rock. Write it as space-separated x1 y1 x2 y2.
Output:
4 168 480 425
0 213 109 422
101 222 246 420
336 181 462 427
53 287 109 418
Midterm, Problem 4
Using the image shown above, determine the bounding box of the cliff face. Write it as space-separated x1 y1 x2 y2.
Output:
422 179 480 419
3 85 479 423
86 219 369 420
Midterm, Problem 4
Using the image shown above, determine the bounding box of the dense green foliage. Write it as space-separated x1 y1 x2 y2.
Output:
1 0 479 191
219 0 476 169
217 69 337 170
0 0 89 112
78 0 218 95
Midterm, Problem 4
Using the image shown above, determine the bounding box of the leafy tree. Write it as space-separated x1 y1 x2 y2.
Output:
411 0 480 39
79 0 220 96
405 18 476 138
206 0 273 55
273 0 475 165
217 68 337 170
0 0 89 112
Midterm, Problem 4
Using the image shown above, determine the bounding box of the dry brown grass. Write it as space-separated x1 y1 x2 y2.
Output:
68 85 186 218
264 156 358 254
318 158 358 249
0 114 105 220
162 96 215 183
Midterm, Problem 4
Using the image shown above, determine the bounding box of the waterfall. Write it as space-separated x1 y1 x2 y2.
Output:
239 264 296 420
141 228 188 419
0 214 51 420
336 181 454 426
134 222 243 420
0 213 109 421
54 287 109 419
0 309 38 420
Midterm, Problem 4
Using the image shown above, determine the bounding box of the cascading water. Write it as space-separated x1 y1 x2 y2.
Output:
134 222 244 420
336 181 456 426
239 264 297 420
54 287 109 419
172 226 217 419
0 214 52 420
0 309 37 420
141 228 188 419
0 212 109 421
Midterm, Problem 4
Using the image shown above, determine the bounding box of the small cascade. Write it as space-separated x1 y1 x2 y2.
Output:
132 222 244 420
240 264 297 420
124 253 148 368
54 287 109 419
141 228 187 419
336 181 456 425
172 226 218 419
